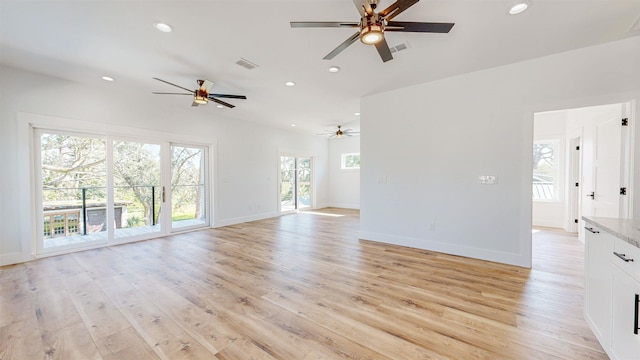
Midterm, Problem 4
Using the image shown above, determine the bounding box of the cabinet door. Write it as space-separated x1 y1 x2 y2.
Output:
611 265 640 360
584 227 614 348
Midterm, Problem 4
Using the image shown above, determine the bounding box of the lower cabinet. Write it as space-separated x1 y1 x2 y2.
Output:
584 224 640 360
611 259 640 360
584 226 613 349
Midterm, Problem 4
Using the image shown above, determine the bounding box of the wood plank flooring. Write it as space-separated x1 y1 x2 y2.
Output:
0 208 608 359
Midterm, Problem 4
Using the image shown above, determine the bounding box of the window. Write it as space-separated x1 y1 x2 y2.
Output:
532 140 559 200
341 153 361 170
34 126 210 254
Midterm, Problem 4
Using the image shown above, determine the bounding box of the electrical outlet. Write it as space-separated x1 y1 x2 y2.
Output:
479 175 497 184
428 222 435 231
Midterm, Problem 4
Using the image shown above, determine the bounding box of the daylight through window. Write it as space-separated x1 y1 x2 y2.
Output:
341 153 361 170
532 141 558 200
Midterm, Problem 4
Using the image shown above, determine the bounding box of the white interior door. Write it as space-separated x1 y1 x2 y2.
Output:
578 104 626 241
591 114 622 217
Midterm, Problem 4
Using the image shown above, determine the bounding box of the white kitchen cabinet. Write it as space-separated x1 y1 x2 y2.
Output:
583 217 640 359
611 265 640 360
584 225 614 349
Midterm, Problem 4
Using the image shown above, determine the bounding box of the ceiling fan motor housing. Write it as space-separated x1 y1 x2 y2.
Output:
360 13 385 44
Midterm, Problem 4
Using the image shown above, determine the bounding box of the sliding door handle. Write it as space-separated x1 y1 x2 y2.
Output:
162 186 166 203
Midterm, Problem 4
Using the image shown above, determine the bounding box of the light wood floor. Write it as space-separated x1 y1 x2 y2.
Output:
0 208 607 359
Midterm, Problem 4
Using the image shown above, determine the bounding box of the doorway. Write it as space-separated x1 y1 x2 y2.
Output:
532 102 633 240
280 155 313 213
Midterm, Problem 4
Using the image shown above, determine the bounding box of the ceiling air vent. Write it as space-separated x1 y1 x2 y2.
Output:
389 42 410 54
235 58 259 70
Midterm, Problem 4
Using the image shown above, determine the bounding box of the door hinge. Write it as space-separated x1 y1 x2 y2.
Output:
620 187 627 195
576 146 580 150
574 219 578 224
622 118 629 126
575 182 579 187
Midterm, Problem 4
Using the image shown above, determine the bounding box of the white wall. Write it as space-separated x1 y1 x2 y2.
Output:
0 65 329 265
328 136 360 209
532 110 567 229
360 36 640 268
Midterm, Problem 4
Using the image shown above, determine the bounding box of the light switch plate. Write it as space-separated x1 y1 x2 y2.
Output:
479 175 497 184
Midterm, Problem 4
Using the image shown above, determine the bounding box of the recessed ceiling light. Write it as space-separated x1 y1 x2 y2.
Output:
216 104 224 108
154 22 172 32
508 1 530 15
101 76 115 82
328 66 341 73
285 81 296 87
354 112 360 116
290 124 296 127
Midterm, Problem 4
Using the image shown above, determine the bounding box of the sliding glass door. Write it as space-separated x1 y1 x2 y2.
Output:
171 145 207 230
39 131 108 249
280 155 313 212
112 140 162 239
36 129 209 254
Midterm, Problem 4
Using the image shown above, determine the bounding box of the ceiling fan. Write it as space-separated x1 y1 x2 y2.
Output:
318 125 360 138
291 0 454 63
152 77 247 108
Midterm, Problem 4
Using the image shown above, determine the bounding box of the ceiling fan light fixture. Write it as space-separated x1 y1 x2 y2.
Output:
360 24 384 44
194 96 208 105
508 1 530 15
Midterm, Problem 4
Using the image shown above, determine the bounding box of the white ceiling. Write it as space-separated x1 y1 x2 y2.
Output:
1 0 639 134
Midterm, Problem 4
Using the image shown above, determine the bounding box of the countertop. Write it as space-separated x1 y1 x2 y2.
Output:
582 216 640 249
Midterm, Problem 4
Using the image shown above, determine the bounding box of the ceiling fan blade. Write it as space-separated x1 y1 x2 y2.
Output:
379 0 419 21
152 92 194 95
386 21 455 33
290 21 359 28
352 0 374 17
209 94 247 99
211 98 235 109
323 31 360 60
201 80 214 92
153 77 195 93
375 37 393 62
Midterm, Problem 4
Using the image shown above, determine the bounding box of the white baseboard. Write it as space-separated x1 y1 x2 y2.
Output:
0 252 33 267
358 231 531 268
323 202 360 210
214 211 281 227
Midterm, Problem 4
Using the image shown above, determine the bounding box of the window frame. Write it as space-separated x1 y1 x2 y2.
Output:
341 152 361 170
19 112 216 259
532 139 562 202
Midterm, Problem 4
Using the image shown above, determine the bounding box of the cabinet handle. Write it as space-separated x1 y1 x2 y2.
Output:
635 294 639 335
614 252 635 262
584 227 599 234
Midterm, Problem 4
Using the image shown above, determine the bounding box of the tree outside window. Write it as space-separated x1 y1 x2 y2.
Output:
532 141 559 200
341 153 360 170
